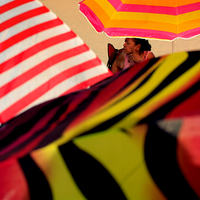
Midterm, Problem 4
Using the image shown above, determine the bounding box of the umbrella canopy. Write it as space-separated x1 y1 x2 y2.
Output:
0 50 200 199
79 0 200 41
0 0 112 124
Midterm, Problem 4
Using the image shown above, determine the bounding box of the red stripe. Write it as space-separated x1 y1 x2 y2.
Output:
0 0 35 14
1 44 91 122
0 42 87 98
0 30 76 73
62 72 112 96
0 107 59 161
0 6 49 32
60 72 113 130
65 61 146 129
0 18 63 53
165 73 200 118
0 106 59 160
0 78 96 157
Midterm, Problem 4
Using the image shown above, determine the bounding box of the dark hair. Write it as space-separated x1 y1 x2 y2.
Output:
132 38 151 53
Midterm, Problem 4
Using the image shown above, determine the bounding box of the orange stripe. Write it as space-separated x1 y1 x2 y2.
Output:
179 18 200 33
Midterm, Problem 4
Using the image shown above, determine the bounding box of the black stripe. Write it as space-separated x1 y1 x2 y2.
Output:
119 58 160 91
120 51 199 104
139 80 200 124
144 120 199 199
0 95 68 151
22 89 98 149
59 141 127 200
80 54 199 135
19 155 53 200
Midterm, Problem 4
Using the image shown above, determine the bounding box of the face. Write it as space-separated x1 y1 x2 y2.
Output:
123 38 139 54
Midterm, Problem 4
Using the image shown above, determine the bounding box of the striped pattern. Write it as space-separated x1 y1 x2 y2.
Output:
0 51 200 199
79 0 200 40
0 0 112 124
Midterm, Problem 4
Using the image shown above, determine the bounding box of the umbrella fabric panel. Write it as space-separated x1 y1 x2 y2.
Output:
79 0 200 40
0 0 112 124
0 51 200 199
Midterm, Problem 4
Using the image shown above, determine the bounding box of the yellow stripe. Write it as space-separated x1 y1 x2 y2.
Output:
111 12 177 23
109 10 200 24
31 145 86 200
116 53 200 127
52 57 165 145
74 127 166 199
102 53 188 128
179 18 200 33
107 19 178 33
97 57 166 114
52 52 199 146
178 10 200 23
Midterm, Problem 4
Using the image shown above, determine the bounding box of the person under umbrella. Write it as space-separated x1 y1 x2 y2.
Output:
111 38 155 73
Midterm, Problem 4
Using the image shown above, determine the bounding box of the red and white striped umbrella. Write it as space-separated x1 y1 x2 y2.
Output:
0 0 112 124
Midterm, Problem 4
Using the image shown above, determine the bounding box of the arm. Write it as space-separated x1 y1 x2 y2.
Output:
111 51 126 74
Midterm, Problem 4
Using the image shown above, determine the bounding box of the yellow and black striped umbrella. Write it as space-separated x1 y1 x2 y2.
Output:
79 0 200 40
0 51 200 199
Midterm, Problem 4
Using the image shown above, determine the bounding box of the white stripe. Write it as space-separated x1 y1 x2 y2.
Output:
19 64 108 114
1 36 83 87
1 1 42 24
0 49 99 113
0 11 57 43
0 0 14 7
0 24 71 64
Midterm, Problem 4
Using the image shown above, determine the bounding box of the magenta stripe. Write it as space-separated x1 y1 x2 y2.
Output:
179 2 200 15
105 28 177 40
79 3 105 33
178 27 200 38
105 27 200 40
108 0 200 15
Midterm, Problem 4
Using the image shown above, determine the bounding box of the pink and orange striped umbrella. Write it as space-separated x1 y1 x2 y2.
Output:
79 0 200 41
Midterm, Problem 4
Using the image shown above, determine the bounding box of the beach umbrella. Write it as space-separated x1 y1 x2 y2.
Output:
78 0 200 51
0 50 200 199
0 0 112 124
78 0 200 40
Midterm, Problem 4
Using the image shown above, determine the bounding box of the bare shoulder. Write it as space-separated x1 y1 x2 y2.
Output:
147 52 155 59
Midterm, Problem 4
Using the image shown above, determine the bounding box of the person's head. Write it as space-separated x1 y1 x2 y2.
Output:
123 38 151 55
132 38 152 53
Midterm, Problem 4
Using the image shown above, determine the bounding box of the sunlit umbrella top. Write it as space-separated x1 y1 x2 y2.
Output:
79 0 200 40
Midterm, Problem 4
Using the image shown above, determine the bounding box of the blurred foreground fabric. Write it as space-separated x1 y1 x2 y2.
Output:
0 51 200 199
